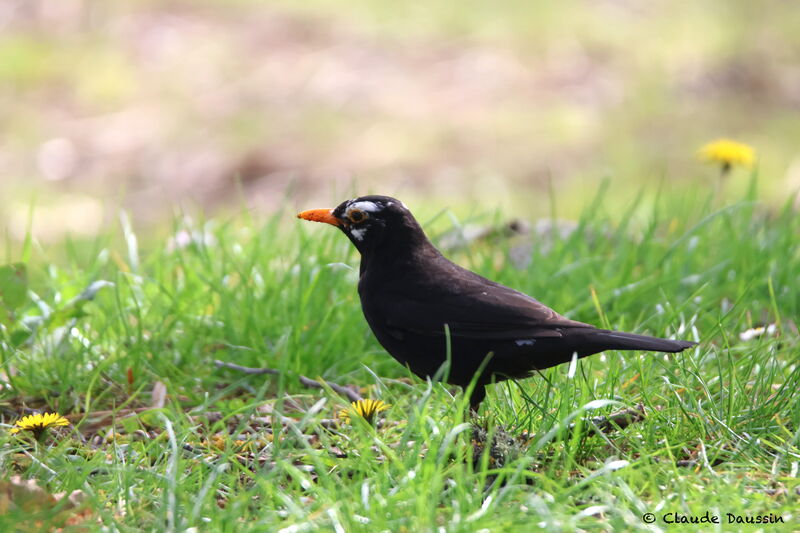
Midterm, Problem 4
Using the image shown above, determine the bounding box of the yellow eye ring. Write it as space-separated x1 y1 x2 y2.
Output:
348 209 367 223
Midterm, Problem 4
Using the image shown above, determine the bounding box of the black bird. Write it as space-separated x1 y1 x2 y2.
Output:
298 195 696 410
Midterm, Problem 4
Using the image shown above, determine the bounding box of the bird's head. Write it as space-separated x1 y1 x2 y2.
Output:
297 195 426 254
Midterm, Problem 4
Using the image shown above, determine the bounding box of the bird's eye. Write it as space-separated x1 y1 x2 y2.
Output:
348 209 367 223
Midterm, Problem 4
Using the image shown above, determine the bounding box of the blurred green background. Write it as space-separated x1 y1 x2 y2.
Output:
1 0 799 242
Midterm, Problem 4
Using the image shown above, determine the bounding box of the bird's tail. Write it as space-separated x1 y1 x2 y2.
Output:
590 330 696 353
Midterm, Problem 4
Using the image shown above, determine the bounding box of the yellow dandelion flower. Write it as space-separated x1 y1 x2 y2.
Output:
9 412 70 440
338 399 389 425
698 139 755 173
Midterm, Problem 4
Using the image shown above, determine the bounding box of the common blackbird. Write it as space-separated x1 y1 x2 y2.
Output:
298 195 696 410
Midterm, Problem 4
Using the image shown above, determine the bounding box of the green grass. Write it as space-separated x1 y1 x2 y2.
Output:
1 180 798 531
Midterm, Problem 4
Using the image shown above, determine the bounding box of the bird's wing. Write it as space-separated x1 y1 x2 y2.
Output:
378 271 592 341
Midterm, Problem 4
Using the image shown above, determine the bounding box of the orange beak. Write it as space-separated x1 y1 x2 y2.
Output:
296 208 341 226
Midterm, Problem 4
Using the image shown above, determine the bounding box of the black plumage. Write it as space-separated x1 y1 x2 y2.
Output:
298 195 696 409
